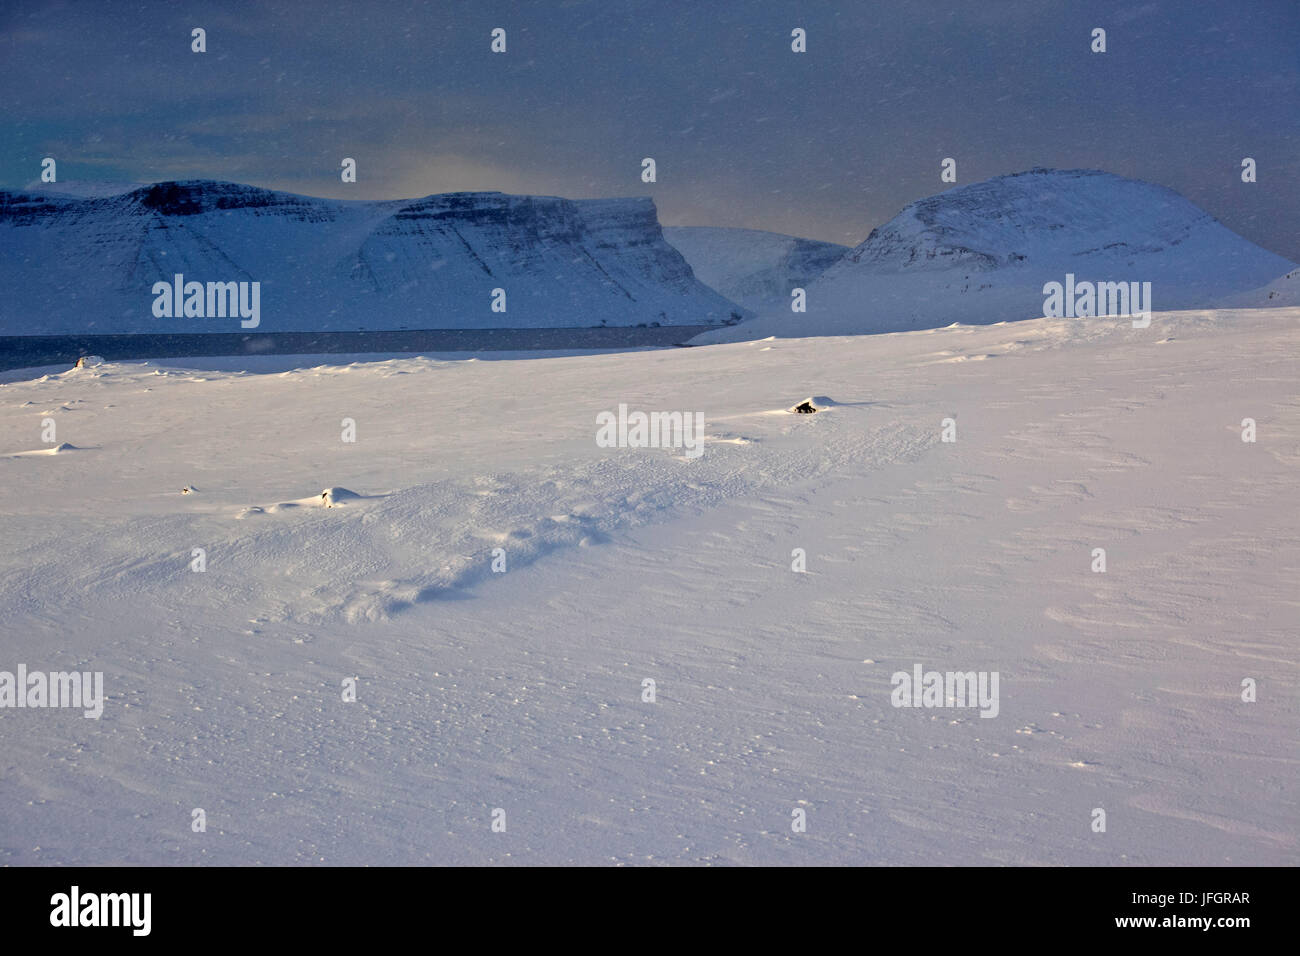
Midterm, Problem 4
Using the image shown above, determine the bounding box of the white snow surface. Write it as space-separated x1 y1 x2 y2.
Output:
0 308 1296 865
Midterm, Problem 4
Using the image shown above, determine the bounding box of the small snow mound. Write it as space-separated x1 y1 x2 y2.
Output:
787 396 836 414
73 355 105 369
9 442 78 458
320 487 361 508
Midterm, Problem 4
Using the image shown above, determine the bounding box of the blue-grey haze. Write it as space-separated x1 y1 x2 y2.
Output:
2 0 1296 260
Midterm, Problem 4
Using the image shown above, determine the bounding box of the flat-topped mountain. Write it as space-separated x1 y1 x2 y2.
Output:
0 181 746 334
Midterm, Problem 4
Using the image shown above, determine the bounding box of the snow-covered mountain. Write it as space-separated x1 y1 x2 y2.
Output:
0 181 746 334
694 169 1297 342
1217 266 1300 308
662 226 847 311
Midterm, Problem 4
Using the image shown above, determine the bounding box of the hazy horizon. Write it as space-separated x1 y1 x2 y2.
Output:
27 162 1289 256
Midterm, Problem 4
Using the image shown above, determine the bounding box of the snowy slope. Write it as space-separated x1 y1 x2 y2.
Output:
663 226 847 311
1217 267 1300 308
0 307 1296 865
0 182 746 334
694 169 1297 343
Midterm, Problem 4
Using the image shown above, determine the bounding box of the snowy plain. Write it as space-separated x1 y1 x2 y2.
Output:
0 308 1296 865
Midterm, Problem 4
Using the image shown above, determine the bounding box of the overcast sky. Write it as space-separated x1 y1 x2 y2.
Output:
3 0 1297 259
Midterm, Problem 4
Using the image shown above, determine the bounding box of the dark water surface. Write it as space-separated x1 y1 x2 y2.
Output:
0 326 711 372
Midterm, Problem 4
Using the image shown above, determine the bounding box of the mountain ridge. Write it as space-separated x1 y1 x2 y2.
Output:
0 181 747 335
693 168 1297 343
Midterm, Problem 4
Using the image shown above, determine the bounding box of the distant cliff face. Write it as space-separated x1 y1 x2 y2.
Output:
694 169 1298 342
0 182 747 334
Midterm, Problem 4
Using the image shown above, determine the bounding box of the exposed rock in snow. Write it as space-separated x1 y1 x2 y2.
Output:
787 396 836 414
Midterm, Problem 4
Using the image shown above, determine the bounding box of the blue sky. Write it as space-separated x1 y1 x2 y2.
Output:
2 0 1297 258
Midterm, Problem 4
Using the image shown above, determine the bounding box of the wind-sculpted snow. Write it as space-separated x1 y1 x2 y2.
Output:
0 309 1295 864
0 182 746 334
0 357 931 626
